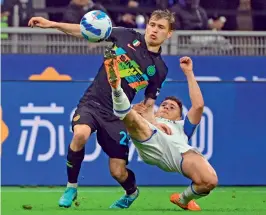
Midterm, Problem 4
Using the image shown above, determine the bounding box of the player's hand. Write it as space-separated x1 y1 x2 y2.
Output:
156 123 172 135
28 17 55 28
132 103 147 115
180 56 193 75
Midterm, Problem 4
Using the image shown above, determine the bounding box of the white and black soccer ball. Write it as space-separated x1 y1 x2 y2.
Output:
80 10 112 43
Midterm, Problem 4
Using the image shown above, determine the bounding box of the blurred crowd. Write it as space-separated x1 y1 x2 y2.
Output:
1 0 266 31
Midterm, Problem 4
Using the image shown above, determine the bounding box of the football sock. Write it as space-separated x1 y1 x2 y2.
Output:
179 183 209 205
66 145 85 184
111 86 131 119
67 182 78 188
119 168 137 195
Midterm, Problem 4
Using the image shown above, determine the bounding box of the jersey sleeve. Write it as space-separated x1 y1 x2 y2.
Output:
105 27 135 42
144 64 168 100
183 115 199 140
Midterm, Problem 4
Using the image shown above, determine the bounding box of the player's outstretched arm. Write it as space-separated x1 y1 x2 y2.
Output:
28 17 83 38
180 57 204 124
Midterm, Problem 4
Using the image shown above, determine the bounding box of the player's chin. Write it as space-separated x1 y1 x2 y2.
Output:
157 112 167 118
147 39 161 47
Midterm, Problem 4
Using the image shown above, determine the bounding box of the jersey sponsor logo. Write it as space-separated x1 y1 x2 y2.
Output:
129 81 148 91
113 46 149 92
127 44 136 51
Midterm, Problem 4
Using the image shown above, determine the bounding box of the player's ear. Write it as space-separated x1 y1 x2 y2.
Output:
167 30 173 39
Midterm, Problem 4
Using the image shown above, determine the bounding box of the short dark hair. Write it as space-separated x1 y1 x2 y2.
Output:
149 9 175 31
162 96 183 116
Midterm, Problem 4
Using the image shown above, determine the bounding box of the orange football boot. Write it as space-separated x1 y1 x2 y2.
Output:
170 193 201 211
104 47 120 89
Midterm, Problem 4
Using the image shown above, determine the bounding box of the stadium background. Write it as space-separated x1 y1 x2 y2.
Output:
1 0 266 214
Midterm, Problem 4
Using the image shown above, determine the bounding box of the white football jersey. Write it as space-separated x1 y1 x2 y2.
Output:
132 116 199 173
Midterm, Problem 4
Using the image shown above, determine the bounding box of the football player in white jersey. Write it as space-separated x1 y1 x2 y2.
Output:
106 56 218 211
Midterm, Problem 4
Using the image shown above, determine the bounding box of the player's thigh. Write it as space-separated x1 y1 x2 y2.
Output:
71 106 98 144
96 122 129 163
181 150 218 185
123 109 153 141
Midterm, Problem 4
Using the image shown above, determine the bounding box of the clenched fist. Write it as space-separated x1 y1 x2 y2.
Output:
180 56 193 75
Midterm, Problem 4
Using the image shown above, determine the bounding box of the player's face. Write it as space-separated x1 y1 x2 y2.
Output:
156 100 181 121
145 17 172 47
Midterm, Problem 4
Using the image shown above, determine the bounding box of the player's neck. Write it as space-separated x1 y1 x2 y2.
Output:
145 41 161 53
147 45 160 53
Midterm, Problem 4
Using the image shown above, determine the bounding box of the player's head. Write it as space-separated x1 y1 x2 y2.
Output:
145 9 175 47
156 96 183 121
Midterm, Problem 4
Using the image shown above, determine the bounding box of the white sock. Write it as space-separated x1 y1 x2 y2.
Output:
179 183 209 205
67 182 78 188
111 86 131 119
128 189 139 197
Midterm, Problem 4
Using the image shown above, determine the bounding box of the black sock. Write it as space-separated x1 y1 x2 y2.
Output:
66 145 85 183
119 168 137 195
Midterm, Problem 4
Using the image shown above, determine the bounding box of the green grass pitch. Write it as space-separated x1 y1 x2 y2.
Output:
2 186 266 215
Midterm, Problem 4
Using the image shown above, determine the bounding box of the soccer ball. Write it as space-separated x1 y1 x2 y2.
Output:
80 10 112 43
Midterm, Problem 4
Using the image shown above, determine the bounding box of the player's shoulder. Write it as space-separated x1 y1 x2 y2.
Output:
128 28 146 42
113 27 138 36
107 27 138 42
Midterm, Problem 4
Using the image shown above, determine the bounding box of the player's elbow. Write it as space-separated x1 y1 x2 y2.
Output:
192 105 204 114
193 101 204 111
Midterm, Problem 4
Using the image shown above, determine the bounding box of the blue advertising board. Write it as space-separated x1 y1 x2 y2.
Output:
2 81 266 186
2 55 266 81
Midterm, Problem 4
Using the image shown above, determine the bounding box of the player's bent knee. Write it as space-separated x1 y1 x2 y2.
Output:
110 168 125 180
72 124 91 146
109 159 127 182
124 110 151 135
209 172 218 189
200 173 218 191
125 117 153 141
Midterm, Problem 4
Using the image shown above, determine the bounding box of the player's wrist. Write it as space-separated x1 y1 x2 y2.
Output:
51 21 59 29
184 70 194 77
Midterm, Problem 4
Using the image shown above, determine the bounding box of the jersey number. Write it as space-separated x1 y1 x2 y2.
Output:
119 131 129 145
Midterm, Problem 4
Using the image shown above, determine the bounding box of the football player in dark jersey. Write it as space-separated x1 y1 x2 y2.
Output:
28 9 175 209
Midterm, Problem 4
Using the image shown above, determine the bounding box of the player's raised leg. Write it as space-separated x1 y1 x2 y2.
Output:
104 47 131 119
105 48 154 209
105 48 153 141
58 124 91 208
170 150 218 211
